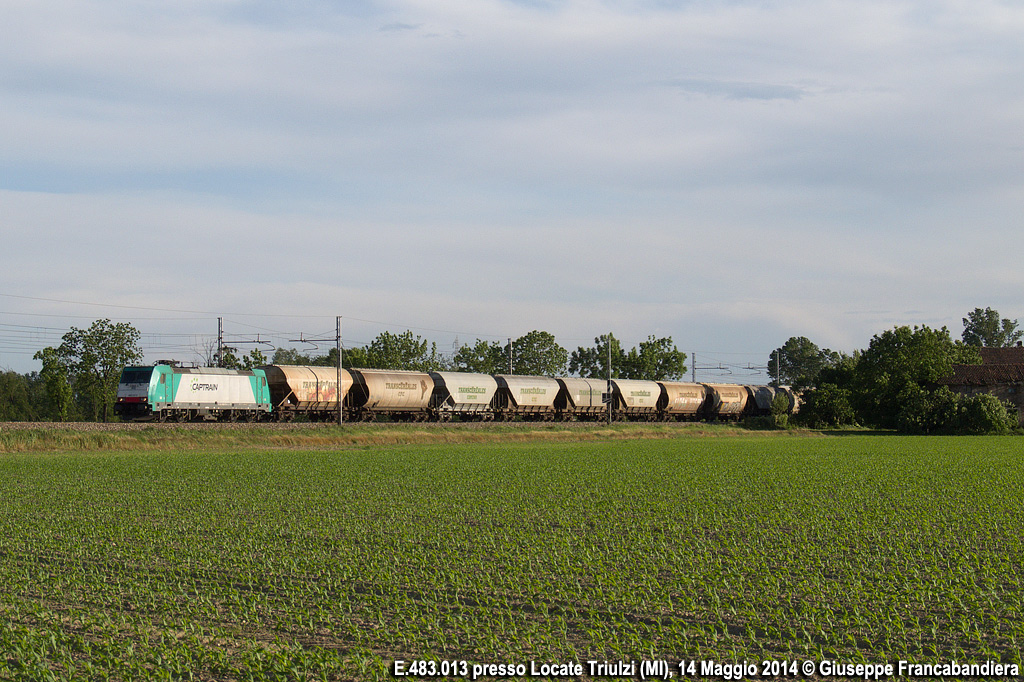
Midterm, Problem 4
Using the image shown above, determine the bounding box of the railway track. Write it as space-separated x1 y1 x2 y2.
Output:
0 420 607 432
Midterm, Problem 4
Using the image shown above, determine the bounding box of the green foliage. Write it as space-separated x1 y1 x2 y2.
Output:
962 307 1023 347
569 334 624 379
454 331 569 376
768 336 841 389
570 334 687 380
273 347 340 367
0 371 44 421
219 346 241 368
35 319 143 422
510 330 568 376
795 384 856 428
743 394 792 431
361 330 448 371
242 348 267 370
452 338 506 374
895 384 957 434
815 351 859 388
33 346 74 422
958 394 1018 434
220 346 268 370
768 391 790 428
623 335 687 380
889 386 1017 435
851 325 980 429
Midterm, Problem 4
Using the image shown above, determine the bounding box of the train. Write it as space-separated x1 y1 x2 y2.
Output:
114 363 799 424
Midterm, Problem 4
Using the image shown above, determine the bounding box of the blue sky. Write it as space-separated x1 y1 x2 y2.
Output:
2 0 1023 379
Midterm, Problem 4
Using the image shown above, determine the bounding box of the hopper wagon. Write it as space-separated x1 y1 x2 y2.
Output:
703 383 749 420
348 369 434 421
746 385 779 416
493 375 561 421
657 381 707 420
262 365 352 422
554 377 609 420
610 379 662 420
429 371 499 421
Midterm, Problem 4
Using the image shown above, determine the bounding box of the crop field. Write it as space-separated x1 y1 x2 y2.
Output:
0 432 1021 680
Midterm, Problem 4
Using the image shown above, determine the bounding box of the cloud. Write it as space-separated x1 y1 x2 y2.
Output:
2 0 1024 374
667 78 806 101
379 22 424 32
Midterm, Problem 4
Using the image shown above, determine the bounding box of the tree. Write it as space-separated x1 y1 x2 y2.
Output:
961 307 1023 347
452 339 506 374
795 384 856 428
242 348 267 370
360 331 448 371
621 336 687 381
569 334 687 380
33 346 74 422
768 337 841 389
569 334 625 379
894 385 1016 435
272 347 315 365
44 319 143 422
0 371 40 421
851 325 979 429
219 346 241 369
510 331 568 376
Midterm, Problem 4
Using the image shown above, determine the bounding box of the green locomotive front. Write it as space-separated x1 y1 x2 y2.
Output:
114 365 272 422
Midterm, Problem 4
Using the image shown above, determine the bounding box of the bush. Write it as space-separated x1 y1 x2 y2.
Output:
896 385 962 434
795 384 856 428
958 394 1018 435
895 386 1017 435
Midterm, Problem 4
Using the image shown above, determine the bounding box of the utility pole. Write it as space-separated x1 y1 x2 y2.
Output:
691 351 696 383
217 318 272 368
288 318 344 426
607 333 612 426
216 317 224 367
508 337 512 374
342 315 350 421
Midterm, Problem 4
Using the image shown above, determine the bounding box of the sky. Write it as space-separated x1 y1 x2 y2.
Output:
2 0 1023 381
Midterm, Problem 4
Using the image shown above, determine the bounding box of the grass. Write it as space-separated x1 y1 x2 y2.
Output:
0 433 1020 680
0 421 802 454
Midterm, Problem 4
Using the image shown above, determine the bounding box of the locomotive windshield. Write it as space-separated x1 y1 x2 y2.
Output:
119 368 154 385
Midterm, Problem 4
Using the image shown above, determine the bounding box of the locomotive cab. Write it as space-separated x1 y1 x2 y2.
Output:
114 366 162 420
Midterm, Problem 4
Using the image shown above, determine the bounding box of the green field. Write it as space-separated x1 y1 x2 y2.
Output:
0 433 1021 680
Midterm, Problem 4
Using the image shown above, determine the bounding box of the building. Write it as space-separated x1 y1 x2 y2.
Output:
942 346 1024 424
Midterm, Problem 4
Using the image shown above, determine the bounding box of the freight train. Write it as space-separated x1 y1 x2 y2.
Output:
114 364 798 423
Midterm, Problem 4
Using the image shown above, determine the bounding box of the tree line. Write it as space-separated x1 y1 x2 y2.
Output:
7 308 1020 431
269 330 687 382
3 321 687 421
0 319 143 422
773 307 1021 434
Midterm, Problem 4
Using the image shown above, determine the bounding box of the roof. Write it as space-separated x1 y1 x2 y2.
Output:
943 364 1024 386
979 346 1024 364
